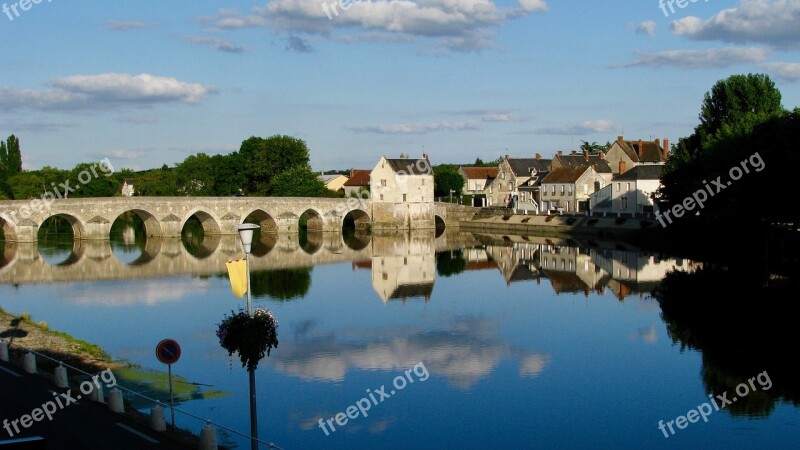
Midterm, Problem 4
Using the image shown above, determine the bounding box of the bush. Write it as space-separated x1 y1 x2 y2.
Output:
217 308 279 371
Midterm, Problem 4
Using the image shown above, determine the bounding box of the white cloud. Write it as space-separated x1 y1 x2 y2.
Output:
0 73 217 112
536 119 621 135
185 36 248 53
350 121 482 134
671 0 800 48
761 61 800 81
635 20 656 38
106 20 154 31
200 0 549 52
618 47 770 68
106 150 146 160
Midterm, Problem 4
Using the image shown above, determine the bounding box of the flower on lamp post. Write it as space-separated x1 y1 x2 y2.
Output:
217 308 279 371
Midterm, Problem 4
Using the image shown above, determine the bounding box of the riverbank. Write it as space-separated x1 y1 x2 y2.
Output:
459 213 657 239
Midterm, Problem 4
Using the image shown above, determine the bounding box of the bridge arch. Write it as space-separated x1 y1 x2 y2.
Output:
181 209 222 236
243 209 278 234
41 213 87 240
113 209 163 237
343 209 371 231
299 209 325 232
0 214 17 242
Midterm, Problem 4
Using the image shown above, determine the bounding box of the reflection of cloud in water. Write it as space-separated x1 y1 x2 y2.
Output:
274 316 549 389
63 278 209 306
630 324 658 344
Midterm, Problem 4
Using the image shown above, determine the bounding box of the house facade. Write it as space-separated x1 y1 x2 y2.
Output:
318 174 348 194
551 151 614 185
540 166 606 213
343 169 371 197
121 179 135 197
370 155 435 229
605 136 669 175
458 167 498 195
589 165 663 216
485 155 550 208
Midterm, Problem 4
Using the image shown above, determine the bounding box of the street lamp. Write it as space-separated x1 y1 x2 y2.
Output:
236 223 260 450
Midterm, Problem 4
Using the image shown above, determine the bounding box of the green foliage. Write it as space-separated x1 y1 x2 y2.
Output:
251 268 312 300
175 153 216 196
269 164 329 197
436 250 467 277
67 163 116 197
6 172 44 199
433 166 465 198
579 140 611 154
136 166 178 196
239 135 311 195
211 152 247 196
4 135 22 175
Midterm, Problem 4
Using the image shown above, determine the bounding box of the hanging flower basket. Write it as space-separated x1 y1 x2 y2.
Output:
216 308 279 371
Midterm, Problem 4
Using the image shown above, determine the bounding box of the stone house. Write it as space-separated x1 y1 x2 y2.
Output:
485 155 550 208
604 136 669 175
458 167 498 195
589 165 663 216
540 165 606 213
121 179 135 197
370 155 435 229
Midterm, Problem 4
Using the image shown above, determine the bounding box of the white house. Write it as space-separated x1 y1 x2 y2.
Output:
589 165 663 216
370 155 434 204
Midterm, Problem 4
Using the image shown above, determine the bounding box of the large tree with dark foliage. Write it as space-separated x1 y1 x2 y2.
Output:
239 135 311 195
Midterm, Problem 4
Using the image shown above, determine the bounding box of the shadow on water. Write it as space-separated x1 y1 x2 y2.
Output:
652 235 800 417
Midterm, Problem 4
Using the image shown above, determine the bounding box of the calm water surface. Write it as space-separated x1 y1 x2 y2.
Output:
1 224 798 449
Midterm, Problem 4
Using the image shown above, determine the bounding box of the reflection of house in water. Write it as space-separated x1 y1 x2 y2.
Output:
463 247 498 272
371 233 435 303
484 242 543 285
481 236 700 299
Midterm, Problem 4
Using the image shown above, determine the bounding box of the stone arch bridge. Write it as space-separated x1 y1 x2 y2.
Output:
0 197 475 243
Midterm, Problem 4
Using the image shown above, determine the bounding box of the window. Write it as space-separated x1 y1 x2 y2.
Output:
560 185 565 195
568 186 573 196
403 194 407 202
621 197 628 210
616 183 620 192
583 184 588 195
380 194 384 201
509 182 513 191
627 183 631 192
551 185 556 195
520 192 526 202
422 179 425 186
381 179 387 187
502 172 506 180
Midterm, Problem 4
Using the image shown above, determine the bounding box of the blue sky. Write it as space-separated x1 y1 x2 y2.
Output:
1 0 798 172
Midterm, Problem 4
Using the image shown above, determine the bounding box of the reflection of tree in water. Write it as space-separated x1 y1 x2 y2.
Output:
181 216 205 256
110 212 147 252
653 261 800 417
251 268 312 301
436 250 466 277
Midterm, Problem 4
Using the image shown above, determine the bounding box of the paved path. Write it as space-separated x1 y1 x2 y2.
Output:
0 360 195 449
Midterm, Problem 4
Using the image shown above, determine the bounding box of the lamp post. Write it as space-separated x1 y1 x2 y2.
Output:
236 223 260 450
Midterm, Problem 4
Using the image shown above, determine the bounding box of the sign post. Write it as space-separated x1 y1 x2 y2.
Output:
155 339 181 431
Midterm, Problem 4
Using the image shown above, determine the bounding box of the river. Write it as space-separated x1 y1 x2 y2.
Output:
1 218 798 449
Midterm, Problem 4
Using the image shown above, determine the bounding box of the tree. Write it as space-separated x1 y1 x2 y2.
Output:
239 135 311 195
698 74 783 144
250 268 312 300
269 165 329 197
211 153 247 196
68 163 116 197
175 153 216 196
136 167 178 196
4 135 22 175
6 172 44 199
433 166 465 198
579 141 610 154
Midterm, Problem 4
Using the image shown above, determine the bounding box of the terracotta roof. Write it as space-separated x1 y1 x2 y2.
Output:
554 155 612 173
616 140 667 163
541 167 590 184
614 165 663 181
460 167 499 180
385 158 432 175
344 170 371 187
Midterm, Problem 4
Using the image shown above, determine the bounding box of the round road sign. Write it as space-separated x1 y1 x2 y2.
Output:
156 339 181 365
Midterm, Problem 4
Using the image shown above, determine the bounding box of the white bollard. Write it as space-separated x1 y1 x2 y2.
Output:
54 365 69 388
149 406 166 432
89 382 105 403
199 425 217 450
108 389 125 413
23 352 36 374
0 341 8 362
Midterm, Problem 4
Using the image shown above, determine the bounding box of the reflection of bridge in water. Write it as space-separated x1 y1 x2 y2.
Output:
0 230 480 286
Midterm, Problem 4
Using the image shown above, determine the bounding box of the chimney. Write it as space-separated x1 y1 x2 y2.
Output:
619 161 627 175
571 150 577 156
550 161 554 171
617 135 624 144
557 151 563 156
535 153 541 160
638 139 644 159
423 153 429 161
350 169 355 178
655 138 660 146
598 151 605 159
583 150 589 161
662 138 669 160
505 154 509 160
